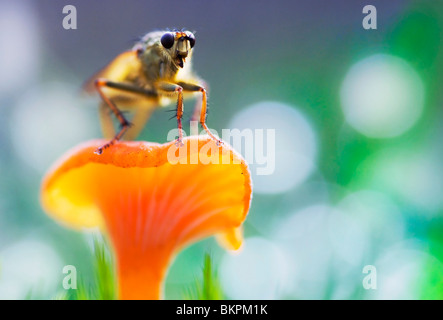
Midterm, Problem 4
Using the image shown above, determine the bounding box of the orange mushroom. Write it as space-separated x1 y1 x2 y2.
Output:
40 136 252 300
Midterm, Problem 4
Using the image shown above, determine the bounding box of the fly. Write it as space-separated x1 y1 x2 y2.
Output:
83 29 220 155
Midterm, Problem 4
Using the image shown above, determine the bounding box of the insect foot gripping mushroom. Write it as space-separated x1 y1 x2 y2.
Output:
40 136 252 300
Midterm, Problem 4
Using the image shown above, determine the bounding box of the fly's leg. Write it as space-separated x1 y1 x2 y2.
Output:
156 82 185 147
94 78 156 155
177 81 222 145
190 80 209 123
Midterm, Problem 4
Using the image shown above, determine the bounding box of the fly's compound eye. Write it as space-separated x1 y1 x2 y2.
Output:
187 32 195 48
161 32 175 49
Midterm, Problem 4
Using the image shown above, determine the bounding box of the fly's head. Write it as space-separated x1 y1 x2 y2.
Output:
159 30 196 69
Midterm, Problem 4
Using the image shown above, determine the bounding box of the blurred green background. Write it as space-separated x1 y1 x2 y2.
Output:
0 0 443 299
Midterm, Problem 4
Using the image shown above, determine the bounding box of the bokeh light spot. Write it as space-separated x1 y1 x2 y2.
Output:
271 205 334 298
219 237 289 299
0 238 63 299
0 1 40 96
10 82 96 173
337 190 405 246
369 241 442 300
228 101 317 194
340 54 424 138
370 150 443 213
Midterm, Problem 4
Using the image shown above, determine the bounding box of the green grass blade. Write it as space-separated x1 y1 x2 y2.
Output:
184 252 224 300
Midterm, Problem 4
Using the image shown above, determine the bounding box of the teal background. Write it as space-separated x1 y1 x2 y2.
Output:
0 0 442 299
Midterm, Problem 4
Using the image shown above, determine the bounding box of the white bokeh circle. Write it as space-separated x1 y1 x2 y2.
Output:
0 238 63 299
228 101 317 194
10 82 96 173
340 54 424 138
0 1 40 96
219 237 289 299
271 205 335 298
370 150 443 213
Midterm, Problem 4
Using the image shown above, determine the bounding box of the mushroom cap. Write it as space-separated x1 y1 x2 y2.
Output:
41 136 252 250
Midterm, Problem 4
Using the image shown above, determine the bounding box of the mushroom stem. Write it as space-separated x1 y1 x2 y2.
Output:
116 246 172 300
99 199 175 300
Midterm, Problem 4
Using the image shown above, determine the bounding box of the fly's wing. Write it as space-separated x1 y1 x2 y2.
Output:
82 50 142 95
